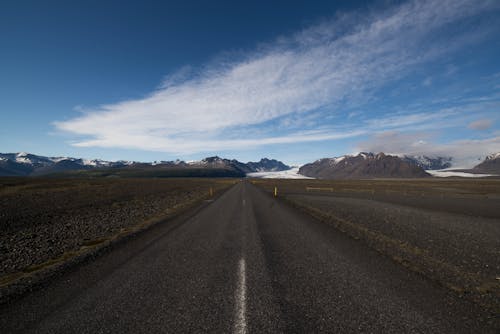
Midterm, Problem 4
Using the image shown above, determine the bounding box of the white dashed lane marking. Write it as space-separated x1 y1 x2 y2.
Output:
234 257 247 334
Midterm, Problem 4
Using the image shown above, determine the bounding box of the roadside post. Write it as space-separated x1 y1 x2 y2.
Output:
274 186 278 197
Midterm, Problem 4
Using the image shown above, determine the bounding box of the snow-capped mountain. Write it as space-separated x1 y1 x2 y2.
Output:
246 158 290 172
0 153 290 177
402 155 452 170
298 152 430 179
0 152 130 168
472 152 500 174
186 156 290 174
189 156 233 168
484 152 500 160
0 152 134 176
0 152 55 167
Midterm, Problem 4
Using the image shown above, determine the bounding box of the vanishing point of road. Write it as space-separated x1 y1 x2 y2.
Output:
0 181 496 333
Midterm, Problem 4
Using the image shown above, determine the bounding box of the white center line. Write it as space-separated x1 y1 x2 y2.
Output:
234 257 247 334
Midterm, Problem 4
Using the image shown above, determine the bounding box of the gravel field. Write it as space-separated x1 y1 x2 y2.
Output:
253 179 500 312
0 178 234 281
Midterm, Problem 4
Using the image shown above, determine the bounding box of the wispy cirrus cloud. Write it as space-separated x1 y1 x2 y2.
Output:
54 0 499 155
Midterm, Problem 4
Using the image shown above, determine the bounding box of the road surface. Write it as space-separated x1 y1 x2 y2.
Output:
0 181 496 333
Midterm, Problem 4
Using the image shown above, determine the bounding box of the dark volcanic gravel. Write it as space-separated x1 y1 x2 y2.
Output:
1 181 497 333
0 178 233 278
253 179 500 312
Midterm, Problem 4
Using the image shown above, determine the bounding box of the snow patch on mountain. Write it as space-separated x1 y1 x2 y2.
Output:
15 156 31 164
485 152 500 160
50 157 70 163
329 156 346 165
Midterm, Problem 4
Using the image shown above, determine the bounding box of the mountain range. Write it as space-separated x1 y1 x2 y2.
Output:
1 151 499 178
0 152 290 177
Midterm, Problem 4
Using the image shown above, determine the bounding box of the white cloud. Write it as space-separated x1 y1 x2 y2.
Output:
54 0 498 155
71 129 366 154
358 131 433 155
363 109 459 130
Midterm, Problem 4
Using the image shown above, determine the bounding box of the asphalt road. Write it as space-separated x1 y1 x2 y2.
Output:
0 181 496 333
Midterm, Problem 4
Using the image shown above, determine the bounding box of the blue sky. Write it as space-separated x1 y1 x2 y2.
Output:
1 0 500 166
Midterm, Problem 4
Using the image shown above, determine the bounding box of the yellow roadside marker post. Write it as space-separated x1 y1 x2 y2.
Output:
274 186 278 197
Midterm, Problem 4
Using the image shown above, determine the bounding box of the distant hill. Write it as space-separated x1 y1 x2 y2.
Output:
299 152 430 179
0 152 290 177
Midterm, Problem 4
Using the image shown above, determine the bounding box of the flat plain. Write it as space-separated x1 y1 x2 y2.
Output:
252 178 500 313
0 179 499 333
0 177 235 300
